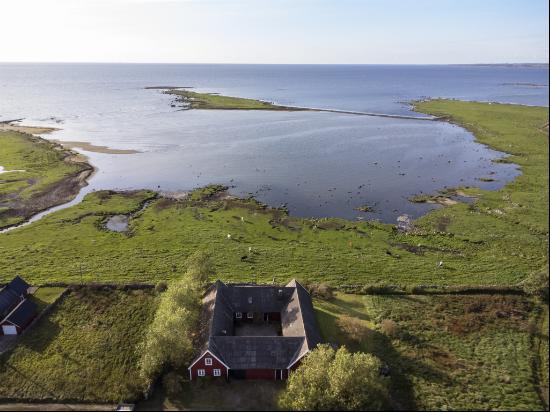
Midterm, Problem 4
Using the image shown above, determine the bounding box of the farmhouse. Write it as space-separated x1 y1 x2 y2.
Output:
0 276 37 336
189 279 321 380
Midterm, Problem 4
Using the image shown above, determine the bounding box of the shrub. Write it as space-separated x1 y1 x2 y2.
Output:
379 319 399 338
155 281 168 293
279 345 389 411
337 316 372 343
522 270 549 302
162 371 184 397
309 283 335 300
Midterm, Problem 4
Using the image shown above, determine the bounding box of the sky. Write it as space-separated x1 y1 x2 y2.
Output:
0 0 548 64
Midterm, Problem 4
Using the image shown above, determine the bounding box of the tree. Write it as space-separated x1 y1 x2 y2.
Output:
279 345 389 411
138 251 215 382
185 249 215 288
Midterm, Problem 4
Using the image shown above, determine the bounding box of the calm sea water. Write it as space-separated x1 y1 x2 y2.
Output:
0 64 548 222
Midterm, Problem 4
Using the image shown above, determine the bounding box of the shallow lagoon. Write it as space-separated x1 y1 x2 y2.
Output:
0 63 546 222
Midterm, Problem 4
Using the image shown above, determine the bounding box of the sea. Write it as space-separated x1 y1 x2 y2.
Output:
0 63 548 222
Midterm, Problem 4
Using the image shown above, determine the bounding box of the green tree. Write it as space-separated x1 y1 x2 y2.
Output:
185 249 215 288
279 345 389 411
138 251 215 382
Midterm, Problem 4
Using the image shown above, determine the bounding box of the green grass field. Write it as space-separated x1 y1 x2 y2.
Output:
0 288 158 403
0 130 92 229
29 287 66 311
166 89 304 110
314 293 547 411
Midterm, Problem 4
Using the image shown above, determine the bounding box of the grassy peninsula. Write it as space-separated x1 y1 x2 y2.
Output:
163 88 305 111
0 129 93 229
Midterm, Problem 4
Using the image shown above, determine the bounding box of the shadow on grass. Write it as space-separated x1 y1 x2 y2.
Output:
20 318 61 353
162 379 284 411
316 306 453 410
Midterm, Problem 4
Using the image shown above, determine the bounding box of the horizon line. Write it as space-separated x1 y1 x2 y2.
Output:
0 61 548 66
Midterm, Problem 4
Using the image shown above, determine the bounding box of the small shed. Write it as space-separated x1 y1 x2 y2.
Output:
1 299 37 335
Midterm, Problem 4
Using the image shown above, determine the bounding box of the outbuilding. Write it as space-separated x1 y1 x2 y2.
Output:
0 276 36 336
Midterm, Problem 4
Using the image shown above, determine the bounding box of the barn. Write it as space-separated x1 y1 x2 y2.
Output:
188 279 321 380
0 275 37 336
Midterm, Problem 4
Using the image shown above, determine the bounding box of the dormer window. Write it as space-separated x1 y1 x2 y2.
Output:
247 312 254 319
236 312 242 319
248 297 253 304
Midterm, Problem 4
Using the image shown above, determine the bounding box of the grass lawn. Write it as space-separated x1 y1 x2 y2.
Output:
314 292 546 411
29 287 66 312
0 130 92 229
166 89 304 110
0 288 158 403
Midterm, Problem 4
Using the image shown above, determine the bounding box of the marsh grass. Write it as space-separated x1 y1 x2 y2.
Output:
314 293 546 410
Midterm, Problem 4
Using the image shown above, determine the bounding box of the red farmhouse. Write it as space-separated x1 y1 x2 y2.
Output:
189 279 321 380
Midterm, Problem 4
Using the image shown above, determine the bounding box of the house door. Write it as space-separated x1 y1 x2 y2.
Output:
2 325 17 335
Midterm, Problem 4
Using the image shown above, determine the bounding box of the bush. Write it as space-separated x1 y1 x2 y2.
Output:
522 270 549 302
337 316 372 343
162 371 184 397
379 319 399 338
155 281 168 293
308 283 335 300
279 345 389 411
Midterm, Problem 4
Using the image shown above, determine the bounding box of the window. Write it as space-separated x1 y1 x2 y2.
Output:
247 312 254 319
236 312 242 319
248 296 253 304
198 369 205 377
213 369 221 377
205 357 212 366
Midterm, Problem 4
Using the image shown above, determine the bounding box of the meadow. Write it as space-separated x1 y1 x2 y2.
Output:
0 287 158 403
314 292 547 410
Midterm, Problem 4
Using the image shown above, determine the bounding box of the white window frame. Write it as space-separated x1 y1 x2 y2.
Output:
236 312 242 319
247 312 254 319
197 369 205 377
213 368 221 377
205 357 212 366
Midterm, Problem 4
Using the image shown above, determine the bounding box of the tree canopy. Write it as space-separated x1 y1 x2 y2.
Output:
279 345 389 411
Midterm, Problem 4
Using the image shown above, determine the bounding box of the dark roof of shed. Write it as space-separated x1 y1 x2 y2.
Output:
8 276 30 296
4 299 37 327
209 336 305 369
0 288 20 319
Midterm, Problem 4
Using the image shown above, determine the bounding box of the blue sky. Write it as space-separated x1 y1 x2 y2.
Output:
1 0 548 63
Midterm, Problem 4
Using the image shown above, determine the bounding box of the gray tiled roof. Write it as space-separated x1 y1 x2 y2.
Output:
7 276 30 296
209 336 305 369
196 279 322 370
0 288 19 319
5 299 37 327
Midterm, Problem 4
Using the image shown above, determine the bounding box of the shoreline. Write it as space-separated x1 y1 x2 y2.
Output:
1 98 546 234
0 127 95 232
